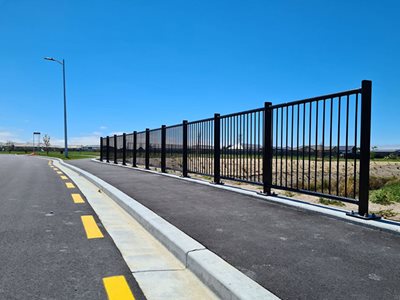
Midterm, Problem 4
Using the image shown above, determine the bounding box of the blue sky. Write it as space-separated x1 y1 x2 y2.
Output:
0 0 399 147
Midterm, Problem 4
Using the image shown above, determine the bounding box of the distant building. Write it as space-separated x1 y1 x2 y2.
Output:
224 143 262 152
372 148 400 158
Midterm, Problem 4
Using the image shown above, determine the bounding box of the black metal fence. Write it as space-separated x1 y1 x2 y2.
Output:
100 80 373 216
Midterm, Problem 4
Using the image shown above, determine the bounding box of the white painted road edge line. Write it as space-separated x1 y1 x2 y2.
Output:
92 159 400 235
56 159 279 300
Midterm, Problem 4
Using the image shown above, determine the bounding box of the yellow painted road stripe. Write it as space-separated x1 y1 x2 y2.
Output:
65 182 75 189
81 215 104 239
71 194 85 204
53 168 59 171
103 276 135 300
60 175 68 180
57 171 63 175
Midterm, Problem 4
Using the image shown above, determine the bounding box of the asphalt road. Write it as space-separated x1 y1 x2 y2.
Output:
0 155 146 300
69 159 400 300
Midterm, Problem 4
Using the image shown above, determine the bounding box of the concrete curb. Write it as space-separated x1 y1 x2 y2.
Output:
57 159 279 300
92 159 400 235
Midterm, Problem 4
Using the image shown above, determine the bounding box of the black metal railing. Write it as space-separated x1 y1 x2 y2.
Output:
220 108 264 185
187 117 214 178
269 88 362 205
165 124 183 172
100 80 373 216
136 131 146 167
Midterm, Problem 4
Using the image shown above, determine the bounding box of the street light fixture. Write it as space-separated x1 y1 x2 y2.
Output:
44 57 69 158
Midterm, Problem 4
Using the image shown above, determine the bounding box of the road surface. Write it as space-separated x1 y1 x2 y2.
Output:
0 155 145 300
69 158 400 300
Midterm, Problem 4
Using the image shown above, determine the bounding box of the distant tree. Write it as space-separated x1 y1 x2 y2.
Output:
371 146 378 159
43 134 51 155
5 141 14 153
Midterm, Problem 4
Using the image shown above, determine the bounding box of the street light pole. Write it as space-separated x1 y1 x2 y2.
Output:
44 57 68 158
62 59 68 158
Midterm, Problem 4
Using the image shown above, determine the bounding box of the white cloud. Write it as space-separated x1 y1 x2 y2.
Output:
69 135 101 146
50 135 100 147
0 131 24 143
99 126 107 130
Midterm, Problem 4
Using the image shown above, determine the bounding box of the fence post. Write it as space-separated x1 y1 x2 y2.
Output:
182 120 188 177
358 80 372 216
100 137 103 161
161 125 166 172
263 102 273 195
122 133 127 165
114 134 118 164
145 128 150 169
214 113 221 184
106 136 110 163
133 131 137 167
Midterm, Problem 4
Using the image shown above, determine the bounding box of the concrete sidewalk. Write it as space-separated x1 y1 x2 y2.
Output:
69 159 400 300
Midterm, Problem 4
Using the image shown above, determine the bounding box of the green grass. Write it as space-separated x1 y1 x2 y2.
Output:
371 209 397 218
370 179 400 205
318 197 346 207
283 191 296 197
0 151 99 160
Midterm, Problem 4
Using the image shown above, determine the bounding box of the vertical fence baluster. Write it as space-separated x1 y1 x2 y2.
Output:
133 131 137 167
315 102 319 192
345 95 350 197
308 103 312 190
354 94 359 199
145 128 150 169
276 109 278 186
329 99 333 194
337 97 341 195
257 112 261 183
291 105 294 188
263 102 273 195
358 80 372 216
214 113 221 184
161 125 166 172
106 136 110 163
182 120 188 177
322 100 326 193
100 137 103 161
302 104 305 189
296 105 300 189
280 107 283 186
122 133 126 165
114 134 118 164
285 107 288 187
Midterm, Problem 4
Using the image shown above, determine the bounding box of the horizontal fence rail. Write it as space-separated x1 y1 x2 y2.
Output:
100 80 373 216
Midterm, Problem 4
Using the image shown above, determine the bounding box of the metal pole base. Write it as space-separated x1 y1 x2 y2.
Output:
210 181 224 185
257 191 277 197
346 211 381 220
